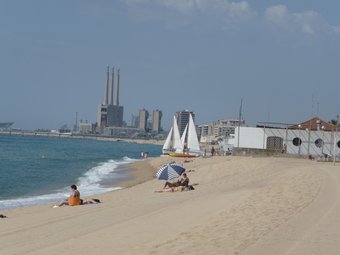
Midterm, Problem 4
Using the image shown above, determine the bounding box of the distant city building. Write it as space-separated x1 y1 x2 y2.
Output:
97 66 124 133
131 114 140 128
198 124 209 137
175 110 195 136
79 121 93 134
104 126 140 137
212 119 245 137
139 109 149 131
198 118 245 143
152 110 162 133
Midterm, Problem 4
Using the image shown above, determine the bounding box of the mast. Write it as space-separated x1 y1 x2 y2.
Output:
237 98 243 148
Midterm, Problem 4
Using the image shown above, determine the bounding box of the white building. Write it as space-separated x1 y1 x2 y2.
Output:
233 117 340 157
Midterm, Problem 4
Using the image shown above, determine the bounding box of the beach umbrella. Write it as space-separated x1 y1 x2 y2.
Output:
156 163 185 180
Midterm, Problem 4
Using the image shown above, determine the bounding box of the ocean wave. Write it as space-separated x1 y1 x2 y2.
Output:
77 157 139 194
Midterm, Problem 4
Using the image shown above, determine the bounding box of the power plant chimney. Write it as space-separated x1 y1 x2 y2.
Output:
115 69 120 106
109 67 114 105
105 65 110 105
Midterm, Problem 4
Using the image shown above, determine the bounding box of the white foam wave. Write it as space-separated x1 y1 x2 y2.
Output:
76 157 139 196
0 192 69 210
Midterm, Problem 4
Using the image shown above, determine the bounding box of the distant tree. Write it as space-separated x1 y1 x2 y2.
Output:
329 119 340 126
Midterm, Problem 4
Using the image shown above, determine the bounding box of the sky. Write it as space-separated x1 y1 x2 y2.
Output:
1 0 340 130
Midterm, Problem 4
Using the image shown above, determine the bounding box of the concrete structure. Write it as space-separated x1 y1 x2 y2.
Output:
233 117 340 157
175 110 195 136
0 122 14 130
152 110 162 133
139 109 149 131
97 66 124 132
79 121 93 134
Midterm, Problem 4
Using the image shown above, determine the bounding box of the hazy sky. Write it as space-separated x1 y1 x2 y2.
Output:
1 0 340 130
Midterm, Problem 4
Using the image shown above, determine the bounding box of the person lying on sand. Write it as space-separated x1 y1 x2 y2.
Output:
155 186 185 192
82 198 101 205
53 197 101 208
163 173 189 189
155 184 197 193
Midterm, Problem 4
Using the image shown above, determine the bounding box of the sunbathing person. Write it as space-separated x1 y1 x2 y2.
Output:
163 173 189 189
155 183 197 193
155 186 185 193
55 184 81 207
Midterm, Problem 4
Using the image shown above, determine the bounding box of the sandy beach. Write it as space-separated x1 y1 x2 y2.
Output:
1 155 340 255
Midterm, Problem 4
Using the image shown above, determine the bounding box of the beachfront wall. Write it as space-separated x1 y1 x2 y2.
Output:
234 126 340 157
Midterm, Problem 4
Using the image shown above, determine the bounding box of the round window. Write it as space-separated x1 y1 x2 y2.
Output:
292 137 302 146
337 141 340 149
315 138 324 148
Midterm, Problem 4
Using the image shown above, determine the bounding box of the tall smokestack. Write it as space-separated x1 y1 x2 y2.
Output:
105 65 110 105
115 69 120 106
109 67 114 105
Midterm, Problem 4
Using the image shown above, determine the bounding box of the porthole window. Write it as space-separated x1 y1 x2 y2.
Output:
292 137 302 146
337 141 340 148
315 138 324 148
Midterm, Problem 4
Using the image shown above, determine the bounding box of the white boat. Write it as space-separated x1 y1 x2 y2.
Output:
162 127 173 155
163 114 202 157
162 116 183 154
186 114 201 155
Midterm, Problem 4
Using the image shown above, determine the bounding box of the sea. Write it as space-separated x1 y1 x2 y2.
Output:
0 135 162 210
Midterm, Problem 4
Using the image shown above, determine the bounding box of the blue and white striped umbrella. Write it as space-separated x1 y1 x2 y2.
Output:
156 163 186 180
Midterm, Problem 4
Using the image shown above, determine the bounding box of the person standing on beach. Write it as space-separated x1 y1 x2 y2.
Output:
211 146 215 156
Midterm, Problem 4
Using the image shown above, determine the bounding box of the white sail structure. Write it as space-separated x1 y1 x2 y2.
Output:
162 127 173 154
181 124 188 146
162 114 201 157
187 114 201 153
172 116 184 153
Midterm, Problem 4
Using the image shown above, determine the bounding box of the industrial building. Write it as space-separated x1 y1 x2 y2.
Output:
97 66 124 132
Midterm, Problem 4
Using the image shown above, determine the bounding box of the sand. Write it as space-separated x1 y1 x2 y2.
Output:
1 155 340 255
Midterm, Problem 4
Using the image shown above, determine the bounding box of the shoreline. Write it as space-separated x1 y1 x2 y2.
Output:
0 157 163 211
106 156 189 189
0 131 164 145
0 156 177 211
